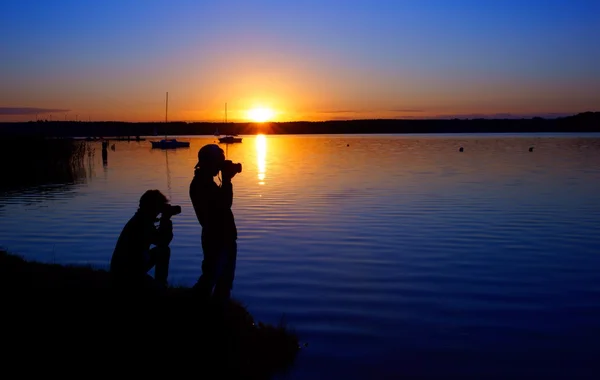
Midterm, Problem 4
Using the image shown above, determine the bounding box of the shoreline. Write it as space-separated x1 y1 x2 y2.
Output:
0 112 598 137
0 249 301 379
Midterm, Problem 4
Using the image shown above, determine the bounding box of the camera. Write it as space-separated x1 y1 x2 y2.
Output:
222 160 242 175
162 204 181 217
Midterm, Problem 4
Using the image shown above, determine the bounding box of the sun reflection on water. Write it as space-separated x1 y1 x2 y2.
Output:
256 134 267 185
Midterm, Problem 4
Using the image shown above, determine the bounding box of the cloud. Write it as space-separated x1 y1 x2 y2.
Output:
0 107 69 115
535 112 576 118
320 109 428 116
430 112 577 119
317 110 356 114
327 115 356 120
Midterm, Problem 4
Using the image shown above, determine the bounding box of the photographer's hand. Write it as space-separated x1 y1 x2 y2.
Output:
221 169 236 182
220 170 234 208
157 217 174 246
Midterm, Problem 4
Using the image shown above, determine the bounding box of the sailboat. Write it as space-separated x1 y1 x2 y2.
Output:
218 102 243 144
150 92 190 149
218 135 242 143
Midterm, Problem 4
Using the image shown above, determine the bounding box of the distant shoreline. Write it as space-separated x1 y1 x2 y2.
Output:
1 112 598 137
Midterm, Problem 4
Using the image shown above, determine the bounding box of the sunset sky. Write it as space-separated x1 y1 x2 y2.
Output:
1 0 599 122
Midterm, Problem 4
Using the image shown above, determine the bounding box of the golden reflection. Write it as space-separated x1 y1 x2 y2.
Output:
256 134 267 185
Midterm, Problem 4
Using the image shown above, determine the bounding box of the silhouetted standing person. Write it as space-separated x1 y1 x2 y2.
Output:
190 144 241 301
110 190 176 291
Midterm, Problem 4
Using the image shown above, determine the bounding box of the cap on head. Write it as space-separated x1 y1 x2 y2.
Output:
139 189 168 210
195 144 224 168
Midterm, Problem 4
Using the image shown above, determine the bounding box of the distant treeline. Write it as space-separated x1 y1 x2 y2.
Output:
1 112 599 137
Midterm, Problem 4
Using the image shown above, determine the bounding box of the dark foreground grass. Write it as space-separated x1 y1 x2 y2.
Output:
0 250 300 379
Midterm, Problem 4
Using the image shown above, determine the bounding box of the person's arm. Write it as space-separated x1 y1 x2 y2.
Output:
220 165 237 209
220 178 233 209
150 218 173 247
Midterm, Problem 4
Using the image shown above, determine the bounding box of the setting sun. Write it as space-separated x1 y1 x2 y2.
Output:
247 107 274 123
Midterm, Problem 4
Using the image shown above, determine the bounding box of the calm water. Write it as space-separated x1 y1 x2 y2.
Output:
2 134 600 379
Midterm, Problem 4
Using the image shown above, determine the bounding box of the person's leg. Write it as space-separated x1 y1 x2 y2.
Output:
193 248 219 298
142 273 162 292
144 246 171 289
152 246 171 285
142 250 156 273
214 241 237 300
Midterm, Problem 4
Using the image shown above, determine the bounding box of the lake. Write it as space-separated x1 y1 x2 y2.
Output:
2 134 600 379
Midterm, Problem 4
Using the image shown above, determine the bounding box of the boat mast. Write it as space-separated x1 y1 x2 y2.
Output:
165 92 168 139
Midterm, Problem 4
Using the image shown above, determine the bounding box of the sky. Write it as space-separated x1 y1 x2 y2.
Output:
1 0 599 122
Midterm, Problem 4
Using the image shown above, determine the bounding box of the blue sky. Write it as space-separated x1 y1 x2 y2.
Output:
1 0 599 121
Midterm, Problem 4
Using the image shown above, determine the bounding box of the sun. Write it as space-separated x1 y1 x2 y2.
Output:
247 107 274 123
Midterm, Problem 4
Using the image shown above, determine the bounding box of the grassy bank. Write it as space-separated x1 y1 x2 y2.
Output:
0 250 300 379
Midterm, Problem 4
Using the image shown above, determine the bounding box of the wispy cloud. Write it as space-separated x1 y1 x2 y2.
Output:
537 112 576 118
430 112 577 119
327 115 356 120
319 109 427 116
0 107 69 115
391 109 425 113
317 110 356 114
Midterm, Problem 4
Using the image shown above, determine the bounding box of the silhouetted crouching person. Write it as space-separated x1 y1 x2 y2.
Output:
110 190 175 292
190 144 240 301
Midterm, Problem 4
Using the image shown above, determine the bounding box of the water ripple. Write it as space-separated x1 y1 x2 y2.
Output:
2 134 600 379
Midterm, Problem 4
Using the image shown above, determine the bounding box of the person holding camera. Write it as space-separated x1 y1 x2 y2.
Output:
110 189 179 291
189 144 242 301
